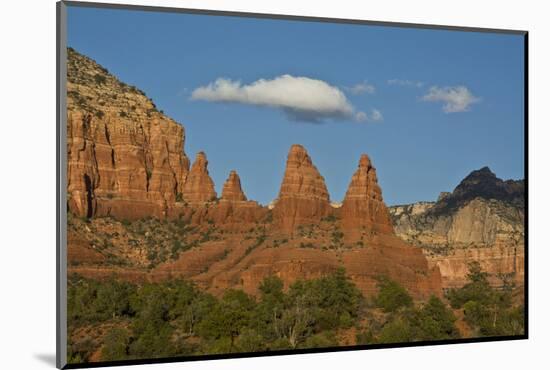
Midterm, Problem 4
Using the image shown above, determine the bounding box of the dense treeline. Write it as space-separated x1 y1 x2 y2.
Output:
67 263 524 364
446 262 524 337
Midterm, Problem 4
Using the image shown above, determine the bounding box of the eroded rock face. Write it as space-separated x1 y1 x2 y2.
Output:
66 48 443 301
341 154 394 238
273 145 331 232
389 168 525 288
67 48 190 220
221 170 247 201
203 170 268 229
181 152 217 203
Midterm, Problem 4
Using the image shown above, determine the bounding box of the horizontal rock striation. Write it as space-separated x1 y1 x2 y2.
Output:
273 144 331 232
341 154 394 239
67 48 190 220
389 167 525 288
221 170 247 201
181 152 217 203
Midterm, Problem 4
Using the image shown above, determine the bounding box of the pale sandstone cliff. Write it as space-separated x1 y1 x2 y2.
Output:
389 167 524 289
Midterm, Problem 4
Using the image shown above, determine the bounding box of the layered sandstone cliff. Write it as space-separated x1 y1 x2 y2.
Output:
389 167 524 288
273 145 331 232
67 48 190 220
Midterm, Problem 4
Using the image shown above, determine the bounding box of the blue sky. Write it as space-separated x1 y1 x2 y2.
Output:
67 6 525 206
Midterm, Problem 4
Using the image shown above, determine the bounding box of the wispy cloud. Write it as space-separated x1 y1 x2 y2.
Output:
370 109 383 121
387 79 425 88
421 86 481 113
355 109 383 123
346 81 376 95
191 75 367 123
354 111 367 122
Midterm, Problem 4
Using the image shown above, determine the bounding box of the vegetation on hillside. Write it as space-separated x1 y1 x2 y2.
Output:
67 263 524 364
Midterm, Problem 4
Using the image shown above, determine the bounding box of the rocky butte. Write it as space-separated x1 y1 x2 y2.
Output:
66 47 189 220
389 167 525 289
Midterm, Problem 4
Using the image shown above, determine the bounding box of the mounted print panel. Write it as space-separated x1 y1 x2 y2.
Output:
57 1 527 368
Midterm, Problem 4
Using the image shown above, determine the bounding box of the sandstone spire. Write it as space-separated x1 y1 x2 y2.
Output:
221 170 247 201
273 144 331 231
181 151 217 203
341 154 394 236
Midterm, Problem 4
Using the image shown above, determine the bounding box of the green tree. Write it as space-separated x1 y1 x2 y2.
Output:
198 289 255 349
301 331 338 349
101 327 130 361
447 261 493 308
236 328 265 352
128 284 175 358
253 276 286 341
446 262 524 337
377 317 414 343
165 280 216 336
355 329 374 345
375 277 413 313
414 295 458 340
313 268 363 329
94 279 135 319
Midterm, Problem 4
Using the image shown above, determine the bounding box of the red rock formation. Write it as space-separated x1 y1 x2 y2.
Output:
199 170 268 230
341 154 394 238
66 49 444 302
151 232 442 300
181 152 217 203
221 170 247 201
67 112 190 220
273 144 331 232
66 49 190 220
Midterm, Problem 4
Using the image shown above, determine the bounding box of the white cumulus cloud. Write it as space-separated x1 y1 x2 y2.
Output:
191 75 366 123
421 86 481 113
